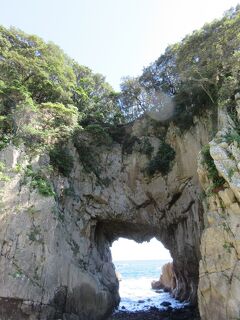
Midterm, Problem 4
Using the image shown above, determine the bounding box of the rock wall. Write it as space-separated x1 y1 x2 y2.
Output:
151 262 176 293
198 110 240 320
0 116 210 319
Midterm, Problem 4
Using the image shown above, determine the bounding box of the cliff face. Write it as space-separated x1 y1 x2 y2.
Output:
151 262 176 293
0 116 210 320
198 108 240 320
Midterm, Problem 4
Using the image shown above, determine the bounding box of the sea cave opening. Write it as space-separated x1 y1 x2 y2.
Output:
94 217 199 318
110 237 182 312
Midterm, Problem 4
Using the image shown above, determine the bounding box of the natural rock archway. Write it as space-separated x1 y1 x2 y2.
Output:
0 116 210 320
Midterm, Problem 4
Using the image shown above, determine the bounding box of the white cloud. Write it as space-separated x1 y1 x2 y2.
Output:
111 237 172 261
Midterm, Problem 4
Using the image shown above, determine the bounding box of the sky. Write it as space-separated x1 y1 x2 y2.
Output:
1 0 240 90
1 0 240 260
111 238 171 261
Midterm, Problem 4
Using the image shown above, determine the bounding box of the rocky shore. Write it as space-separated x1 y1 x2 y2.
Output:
151 262 176 293
109 305 200 320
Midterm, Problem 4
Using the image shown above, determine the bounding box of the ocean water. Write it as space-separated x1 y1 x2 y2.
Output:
113 259 186 312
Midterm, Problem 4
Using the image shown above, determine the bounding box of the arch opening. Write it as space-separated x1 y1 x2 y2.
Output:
110 237 184 312
93 212 201 319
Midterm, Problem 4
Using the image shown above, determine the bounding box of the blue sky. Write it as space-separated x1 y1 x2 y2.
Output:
1 0 240 90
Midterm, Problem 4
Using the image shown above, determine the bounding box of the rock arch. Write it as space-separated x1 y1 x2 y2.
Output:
0 117 210 319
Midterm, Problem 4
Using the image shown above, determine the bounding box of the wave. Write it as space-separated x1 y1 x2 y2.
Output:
114 260 185 312
118 276 186 312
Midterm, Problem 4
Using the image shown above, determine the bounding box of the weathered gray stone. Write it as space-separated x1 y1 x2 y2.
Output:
0 116 210 319
198 127 240 320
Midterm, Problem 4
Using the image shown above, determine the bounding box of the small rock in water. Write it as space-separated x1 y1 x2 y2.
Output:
121 306 126 310
155 290 163 293
147 298 151 301
161 301 172 307
149 306 159 311
138 300 145 303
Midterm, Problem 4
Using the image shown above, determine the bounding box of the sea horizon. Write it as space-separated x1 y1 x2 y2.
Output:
113 259 183 312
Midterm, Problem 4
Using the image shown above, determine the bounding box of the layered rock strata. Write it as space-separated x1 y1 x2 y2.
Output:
0 116 210 319
198 110 240 320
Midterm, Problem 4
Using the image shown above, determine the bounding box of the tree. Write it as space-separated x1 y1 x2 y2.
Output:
119 5 240 129
0 25 122 133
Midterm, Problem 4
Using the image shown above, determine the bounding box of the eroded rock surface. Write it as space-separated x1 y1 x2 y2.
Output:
198 107 240 320
0 116 210 319
151 262 176 293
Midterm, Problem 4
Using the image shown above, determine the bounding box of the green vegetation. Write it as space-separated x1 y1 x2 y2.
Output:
0 161 11 182
0 26 121 152
0 135 10 150
228 167 235 179
12 163 23 174
119 6 240 131
49 143 74 177
122 135 154 157
31 176 55 197
9 269 24 279
146 141 175 176
24 165 55 197
14 101 79 150
1 7 240 143
138 138 154 158
0 26 120 124
73 133 101 178
122 135 140 154
1 7 240 181
0 161 6 172
223 241 234 253
85 124 113 146
224 131 240 145
201 144 225 193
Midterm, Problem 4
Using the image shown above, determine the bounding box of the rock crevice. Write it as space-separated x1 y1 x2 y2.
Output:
198 110 240 319
0 116 210 319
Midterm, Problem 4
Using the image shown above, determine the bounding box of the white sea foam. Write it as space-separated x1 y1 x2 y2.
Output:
114 260 187 312
118 276 185 311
